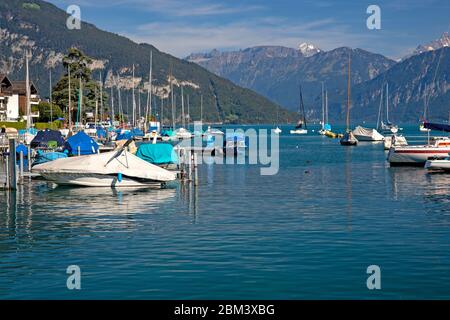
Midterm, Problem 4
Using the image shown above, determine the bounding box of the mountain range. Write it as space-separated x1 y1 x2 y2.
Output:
0 0 295 124
186 33 450 123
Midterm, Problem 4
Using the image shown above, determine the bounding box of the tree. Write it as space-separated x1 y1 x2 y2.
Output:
52 48 108 120
36 101 64 122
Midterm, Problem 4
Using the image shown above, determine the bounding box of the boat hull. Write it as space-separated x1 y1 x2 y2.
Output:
425 159 450 171
39 172 165 188
290 129 308 134
388 147 450 166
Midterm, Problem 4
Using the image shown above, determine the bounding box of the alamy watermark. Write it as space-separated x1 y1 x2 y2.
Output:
66 5 81 30
66 265 81 290
366 265 381 290
366 5 381 30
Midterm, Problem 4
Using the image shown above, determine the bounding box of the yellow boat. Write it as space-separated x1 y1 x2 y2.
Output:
324 130 342 139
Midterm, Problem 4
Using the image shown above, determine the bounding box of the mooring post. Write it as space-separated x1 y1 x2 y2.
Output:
8 139 17 190
27 144 31 172
19 150 24 181
188 150 193 182
193 152 198 186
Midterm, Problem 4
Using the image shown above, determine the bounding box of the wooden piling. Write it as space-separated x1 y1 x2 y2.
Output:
27 144 31 172
193 152 198 186
19 151 24 182
7 139 17 190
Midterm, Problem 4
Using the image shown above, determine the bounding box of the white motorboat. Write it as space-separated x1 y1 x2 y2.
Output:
274 127 282 134
387 137 450 166
425 156 450 172
384 135 408 150
204 126 224 136
290 128 307 134
33 142 176 187
352 126 384 142
174 127 192 139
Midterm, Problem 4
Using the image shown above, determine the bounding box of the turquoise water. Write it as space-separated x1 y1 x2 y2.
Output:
1 125 449 299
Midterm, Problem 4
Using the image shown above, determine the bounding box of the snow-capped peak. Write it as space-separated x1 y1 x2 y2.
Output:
413 32 450 55
298 42 321 57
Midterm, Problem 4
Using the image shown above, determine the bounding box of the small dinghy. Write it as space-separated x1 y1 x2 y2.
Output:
340 131 358 146
425 156 450 172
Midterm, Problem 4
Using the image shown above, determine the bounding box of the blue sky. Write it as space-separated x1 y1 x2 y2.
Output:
48 0 450 59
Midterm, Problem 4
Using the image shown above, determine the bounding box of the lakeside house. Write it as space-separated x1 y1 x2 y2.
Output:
0 74 40 122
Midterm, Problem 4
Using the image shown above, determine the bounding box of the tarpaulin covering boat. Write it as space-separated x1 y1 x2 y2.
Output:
63 131 99 155
352 126 384 141
30 129 65 149
33 150 68 166
136 143 178 165
32 149 177 187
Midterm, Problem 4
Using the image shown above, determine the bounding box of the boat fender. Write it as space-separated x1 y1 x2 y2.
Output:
118 172 123 182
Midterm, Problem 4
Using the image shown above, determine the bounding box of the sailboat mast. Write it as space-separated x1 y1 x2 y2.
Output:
181 85 185 128
160 96 164 128
346 52 351 131
25 51 32 130
187 94 190 128
78 76 82 126
171 73 175 130
99 73 104 123
299 85 307 129
49 69 53 122
132 64 136 127
386 82 389 123
321 82 325 129
146 51 153 126
200 94 203 123
68 65 72 132
325 89 328 125
110 83 114 124
376 85 384 130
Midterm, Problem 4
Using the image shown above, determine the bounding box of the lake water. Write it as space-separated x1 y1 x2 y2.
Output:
1 124 449 299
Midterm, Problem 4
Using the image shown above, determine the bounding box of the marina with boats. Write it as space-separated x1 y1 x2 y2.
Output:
0 0 449 300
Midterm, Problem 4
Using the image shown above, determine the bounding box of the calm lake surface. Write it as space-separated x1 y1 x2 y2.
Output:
1 124 449 299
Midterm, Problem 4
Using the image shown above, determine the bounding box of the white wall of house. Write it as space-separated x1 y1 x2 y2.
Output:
6 94 19 120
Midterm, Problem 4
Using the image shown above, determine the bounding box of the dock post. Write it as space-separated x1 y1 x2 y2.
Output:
188 150 193 182
19 151 24 182
27 144 31 172
7 139 17 190
193 152 198 186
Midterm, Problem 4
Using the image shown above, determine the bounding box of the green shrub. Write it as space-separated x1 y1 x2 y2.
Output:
0 121 26 130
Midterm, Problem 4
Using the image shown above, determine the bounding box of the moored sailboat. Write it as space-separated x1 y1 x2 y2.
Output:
340 51 358 146
290 85 308 135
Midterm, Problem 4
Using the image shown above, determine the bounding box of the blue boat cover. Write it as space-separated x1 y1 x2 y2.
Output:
33 151 68 166
97 127 107 139
324 123 332 131
64 131 99 155
131 128 144 137
30 129 65 148
16 144 28 156
116 132 134 141
136 143 178 164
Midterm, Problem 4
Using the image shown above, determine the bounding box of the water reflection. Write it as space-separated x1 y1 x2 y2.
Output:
0 183 179 250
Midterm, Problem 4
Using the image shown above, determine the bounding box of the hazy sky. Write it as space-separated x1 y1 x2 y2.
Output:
48 0 450 59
